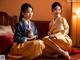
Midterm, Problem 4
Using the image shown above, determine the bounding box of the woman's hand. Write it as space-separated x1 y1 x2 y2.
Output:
31 35 37 39
27 35 37 41
48 31 51 35
49 35 56 39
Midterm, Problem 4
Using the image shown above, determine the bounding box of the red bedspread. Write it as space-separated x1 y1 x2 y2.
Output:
0 34 13 53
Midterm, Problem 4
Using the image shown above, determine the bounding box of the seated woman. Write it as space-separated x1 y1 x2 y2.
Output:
42 2 72 59
7 3 45 59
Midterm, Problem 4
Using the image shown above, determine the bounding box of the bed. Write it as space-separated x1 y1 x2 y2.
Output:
0 11 17 54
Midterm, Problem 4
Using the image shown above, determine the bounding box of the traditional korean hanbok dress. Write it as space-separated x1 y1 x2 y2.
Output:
42 17 72 56
7 18 45 60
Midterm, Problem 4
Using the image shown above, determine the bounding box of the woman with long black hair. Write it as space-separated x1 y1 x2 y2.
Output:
42 2 72 60
7 3 45 60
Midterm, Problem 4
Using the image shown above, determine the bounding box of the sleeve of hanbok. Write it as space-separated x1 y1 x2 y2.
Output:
63 18 69 35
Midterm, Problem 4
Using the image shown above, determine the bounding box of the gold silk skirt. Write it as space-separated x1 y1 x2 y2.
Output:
42 32 72 57
7 40 45 60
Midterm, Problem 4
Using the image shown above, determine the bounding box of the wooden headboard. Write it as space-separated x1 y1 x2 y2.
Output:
0 11 17 32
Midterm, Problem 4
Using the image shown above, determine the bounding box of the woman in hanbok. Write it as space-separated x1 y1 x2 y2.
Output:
7 3 45 60
42 2 72 59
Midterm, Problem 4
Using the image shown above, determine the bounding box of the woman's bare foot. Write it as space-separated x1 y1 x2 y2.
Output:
59 49 71 60
63 51 71 60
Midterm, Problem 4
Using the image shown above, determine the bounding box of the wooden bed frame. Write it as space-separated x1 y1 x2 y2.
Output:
0 11 17 32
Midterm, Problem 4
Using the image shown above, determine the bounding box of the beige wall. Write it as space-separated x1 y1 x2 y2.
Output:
0 0 71 21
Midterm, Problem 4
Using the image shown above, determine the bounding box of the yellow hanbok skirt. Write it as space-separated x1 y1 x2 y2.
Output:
7 40 45 60
42 33 72 56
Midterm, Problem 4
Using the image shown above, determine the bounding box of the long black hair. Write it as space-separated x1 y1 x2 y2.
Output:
19 3 33 21
52 2 62 12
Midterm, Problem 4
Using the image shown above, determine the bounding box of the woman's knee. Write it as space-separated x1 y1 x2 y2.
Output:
33 40 45 49
39 40 45 49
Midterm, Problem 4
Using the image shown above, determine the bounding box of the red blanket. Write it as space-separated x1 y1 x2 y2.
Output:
0 34 13 53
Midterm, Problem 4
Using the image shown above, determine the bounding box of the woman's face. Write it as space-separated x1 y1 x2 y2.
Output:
52 6 61 16
22 7 33 20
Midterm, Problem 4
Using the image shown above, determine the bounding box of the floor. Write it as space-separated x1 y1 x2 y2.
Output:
7 54 80 60
32 54 80 60
7 47 80 60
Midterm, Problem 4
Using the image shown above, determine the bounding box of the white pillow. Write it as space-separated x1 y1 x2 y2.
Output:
0 25 14 35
